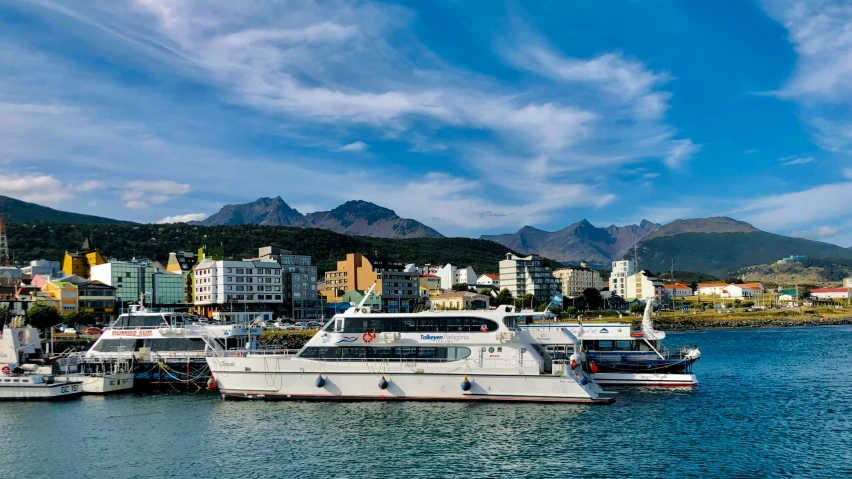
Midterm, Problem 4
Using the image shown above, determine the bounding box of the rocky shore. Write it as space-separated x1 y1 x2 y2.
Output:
655 316 852 331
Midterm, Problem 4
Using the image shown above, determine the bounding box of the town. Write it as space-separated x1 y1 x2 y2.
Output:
2 222 851 333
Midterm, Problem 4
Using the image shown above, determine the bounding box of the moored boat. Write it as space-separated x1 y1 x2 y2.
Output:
523 299 700 386
206 293 614 404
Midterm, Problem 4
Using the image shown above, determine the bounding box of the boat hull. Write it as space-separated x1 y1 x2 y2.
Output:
590 372 698 387
0 381 84 400
56 373 135 394
209 359 614 404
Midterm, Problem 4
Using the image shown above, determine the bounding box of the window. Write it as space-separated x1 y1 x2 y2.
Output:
274 295 281 300
236 269 244 274
596 341 613 351
245 269 252 275
294 292 301 298
615 341 632 351
226 268 232 273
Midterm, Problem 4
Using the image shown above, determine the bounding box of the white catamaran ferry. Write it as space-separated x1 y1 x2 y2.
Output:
206 300 615 404
86 304 263 363
523 300 701 386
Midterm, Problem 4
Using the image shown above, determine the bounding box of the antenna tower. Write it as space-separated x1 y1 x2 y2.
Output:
0 215 9 266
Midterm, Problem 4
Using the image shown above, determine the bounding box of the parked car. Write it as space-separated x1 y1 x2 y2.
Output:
306 321 323 329
85 327 103 335
62 327 78 334
292 322 308 330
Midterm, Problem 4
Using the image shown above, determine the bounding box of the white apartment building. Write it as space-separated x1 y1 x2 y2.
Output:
435 264 478 290
625 270 665 302
552 264 604 297
610 260 635 299
498 253 561 303
193 259 283 316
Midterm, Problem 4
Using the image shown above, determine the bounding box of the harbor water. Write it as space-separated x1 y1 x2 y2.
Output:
2 326 852 478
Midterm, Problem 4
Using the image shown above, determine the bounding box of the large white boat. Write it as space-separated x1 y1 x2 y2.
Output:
0 320 83 400
85 304 264 363
206 303 615 404
523 300 701 387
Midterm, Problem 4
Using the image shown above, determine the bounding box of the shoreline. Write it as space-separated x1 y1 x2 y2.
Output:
654 316 852 331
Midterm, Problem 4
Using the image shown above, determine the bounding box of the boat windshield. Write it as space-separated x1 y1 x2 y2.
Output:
110 315 167 329
503 315 538 331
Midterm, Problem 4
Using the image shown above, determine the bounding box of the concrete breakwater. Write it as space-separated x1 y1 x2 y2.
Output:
656 316 852 331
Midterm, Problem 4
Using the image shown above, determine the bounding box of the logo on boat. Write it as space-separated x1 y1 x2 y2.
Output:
420 334 470 343
420 334 444 341
599 328 609 334
217 360 236 367
321 337 330 344
335 336 358 344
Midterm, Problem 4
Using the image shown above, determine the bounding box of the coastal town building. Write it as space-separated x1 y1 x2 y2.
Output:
62 238 107 278
499 253 561 303
193 259 283 318
378 270 420 313
166 251 198 274
844 278 852 289
809 288 852 300
0 266 21 284
435 263 477 290
420 274 441 293
476 274 500 289
42 280 78 314
342 289 382 310
427 291 490 310
20 259 61 279
664 283 694 297
321 253 418 313
90 261 157 309
610 260 635 299
77 280 117 322
251 246 321 319
778 289 797 301
625 270 665 303
152 272 188 307
552 263 604 297
697 282 728 296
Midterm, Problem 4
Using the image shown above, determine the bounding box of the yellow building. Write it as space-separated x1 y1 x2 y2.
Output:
321 253 379 300
420 274 441 293
43 281 79 315
427 291 490 310
62 238 107 278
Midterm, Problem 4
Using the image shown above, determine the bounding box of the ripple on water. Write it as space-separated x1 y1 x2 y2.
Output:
0 326 851 478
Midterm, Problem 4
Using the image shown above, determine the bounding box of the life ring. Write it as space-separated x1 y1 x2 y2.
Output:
570 359 578 370
362 332 376 343
1 365 9 375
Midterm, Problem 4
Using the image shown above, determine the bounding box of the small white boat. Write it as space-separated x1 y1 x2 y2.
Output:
0 319 83 400
53 356 135 394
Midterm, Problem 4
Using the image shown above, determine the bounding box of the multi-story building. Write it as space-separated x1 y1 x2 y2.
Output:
77 280 117 322
62 238 107 278
20 259 61 279
435 264 478 290
342 289 382 310
378 270 419 313
420 274 441 293
152 272 189 307
42 280 78 315
610 260 635 299
252 246 321 319
321 253 377 300
498 253 561 303
552 263 604 297
697 282 728 296
193 259 283 318
625 270 665 303
427 291 490 310
810 288 852 300
320 253 418 313
90 261 156 310
844 278 852 289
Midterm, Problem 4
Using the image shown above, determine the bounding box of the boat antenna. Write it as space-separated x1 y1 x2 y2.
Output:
358 283 377 308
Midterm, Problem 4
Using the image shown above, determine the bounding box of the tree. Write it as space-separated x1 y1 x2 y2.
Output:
724 277 744 284
492 288 513 306
63 310 96 326
582 288 602 310
520 293 538 310
629 302 644 315
565 306 578 318
450 283 469 292
689 281 698 291
0 304 8 325
25 305 63 331
741 301 755 308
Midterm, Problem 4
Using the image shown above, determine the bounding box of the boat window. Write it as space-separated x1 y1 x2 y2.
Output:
297 346 471 361
22 379 29 383
119 339 140 351
615 341 632 351
339 317 498 333
596 341 613 351
187 338 206 351
150 339 171 351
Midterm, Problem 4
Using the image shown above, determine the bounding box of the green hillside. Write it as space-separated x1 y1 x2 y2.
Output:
635 231 852 277
6 222 513 275
0 196 125 225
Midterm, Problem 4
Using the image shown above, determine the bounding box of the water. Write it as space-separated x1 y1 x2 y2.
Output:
3 326 852 478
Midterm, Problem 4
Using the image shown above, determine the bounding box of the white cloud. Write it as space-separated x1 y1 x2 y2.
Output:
0 173 72 205
780 155 814 166
338 141 367 152
664 139 700 168
77 180 105 191
157 212 207 223
844 168 852 179
790 225 839 240
761 1 852 151
735 182 852 230
122 180 191 209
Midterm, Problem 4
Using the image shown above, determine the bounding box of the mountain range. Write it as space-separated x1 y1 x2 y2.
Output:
481 219 662 265
0 195 126 224
192 197 444 239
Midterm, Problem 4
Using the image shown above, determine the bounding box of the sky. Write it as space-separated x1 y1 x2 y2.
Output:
1 1 851 245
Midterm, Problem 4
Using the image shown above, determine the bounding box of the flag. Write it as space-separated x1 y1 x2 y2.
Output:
577 321 584 339
550 293 564 307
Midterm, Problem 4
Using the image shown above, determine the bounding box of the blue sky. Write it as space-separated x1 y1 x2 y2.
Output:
1 1 851 245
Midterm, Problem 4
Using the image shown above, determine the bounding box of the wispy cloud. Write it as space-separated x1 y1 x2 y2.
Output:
790 225 839 240
0 173 72 206
338 141 367 152
779 154 814 166
122 180 191 209
158 213 207 224
77 180 105 191
735 182 852 230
